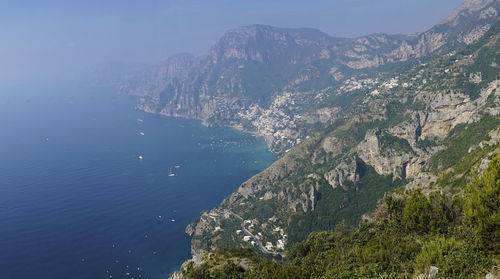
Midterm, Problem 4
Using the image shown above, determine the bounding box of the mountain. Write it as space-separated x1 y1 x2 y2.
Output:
171 152 500 278
121 0 500 153
185 18 500 256
170 20 500 279
119 0 500 277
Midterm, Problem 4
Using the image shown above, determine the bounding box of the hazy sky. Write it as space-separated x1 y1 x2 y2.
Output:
1 0 464 86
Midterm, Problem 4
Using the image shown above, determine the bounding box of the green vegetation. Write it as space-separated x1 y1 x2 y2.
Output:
186 19 500 269
427 115 500 172
180 155 500 278
464 155 500 253
413 236 458 274
287 163 405 244
416 137 440 150
379 133 414 154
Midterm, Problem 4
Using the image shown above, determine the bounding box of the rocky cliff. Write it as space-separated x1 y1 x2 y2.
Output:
186 19 500 256
117 0 500 267
122 0 500 153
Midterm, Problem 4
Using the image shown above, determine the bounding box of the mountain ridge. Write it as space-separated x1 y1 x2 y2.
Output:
179 2 500 260
121 0 500 153
118 1 500 277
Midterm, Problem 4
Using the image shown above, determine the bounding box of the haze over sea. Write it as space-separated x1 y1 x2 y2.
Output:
0 84 276 279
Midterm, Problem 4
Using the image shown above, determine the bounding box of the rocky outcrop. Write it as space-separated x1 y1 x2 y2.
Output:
415 266 439 279
485 266 500 279
356 130 417 179
324 158 360 190
120 53 195 97
142 0 500 264
421 80 500 139
121 1 500 156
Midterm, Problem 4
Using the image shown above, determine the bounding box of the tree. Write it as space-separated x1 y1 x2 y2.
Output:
414 236 458 274
403 190 433 233
463 155 500 253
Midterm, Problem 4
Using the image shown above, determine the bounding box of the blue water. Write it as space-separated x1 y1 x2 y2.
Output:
0 85 276 279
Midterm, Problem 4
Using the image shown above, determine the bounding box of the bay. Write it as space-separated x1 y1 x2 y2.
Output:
0 85 276 279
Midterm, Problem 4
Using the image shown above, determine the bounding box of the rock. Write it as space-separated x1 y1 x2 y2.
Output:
155 0 500 259
356 129 416 179
405 172 438 193
324 157 360 190
185 223 195 237
421 80 499 139
415 266 439 279
428 266 439 279
485 266 500 279
168 271 184 279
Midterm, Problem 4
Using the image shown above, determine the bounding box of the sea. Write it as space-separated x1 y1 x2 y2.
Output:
0 84 277 279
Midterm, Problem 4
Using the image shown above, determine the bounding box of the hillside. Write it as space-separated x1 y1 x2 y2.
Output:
118 0 500 277
171 150 500 278
121 0 500 153
183 19 500 260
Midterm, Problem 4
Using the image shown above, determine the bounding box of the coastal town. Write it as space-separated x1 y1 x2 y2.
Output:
196 208 287 257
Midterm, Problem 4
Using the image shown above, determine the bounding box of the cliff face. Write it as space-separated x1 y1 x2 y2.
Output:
186 21 500 255
118 0 500 260
122 0 500 153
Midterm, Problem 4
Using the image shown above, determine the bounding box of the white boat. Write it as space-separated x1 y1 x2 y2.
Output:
137 118 143 122
168 168 176 176
174 165 181 168
138 155 143 160
139 132 145 136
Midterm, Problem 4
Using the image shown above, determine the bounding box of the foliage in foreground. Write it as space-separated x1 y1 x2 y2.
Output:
179 155 500 279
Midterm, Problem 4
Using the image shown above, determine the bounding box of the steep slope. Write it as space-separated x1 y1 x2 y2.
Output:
119 53 195 98
186 20 500 257
122 0 500 153
172 150 500 279
169 23 500 278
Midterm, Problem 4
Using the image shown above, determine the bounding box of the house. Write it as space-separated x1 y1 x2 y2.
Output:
236 230 242 235
265 242 273 250
277 239 285 249
243 236 251 242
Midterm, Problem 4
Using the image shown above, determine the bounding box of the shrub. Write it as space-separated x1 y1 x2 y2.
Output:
463 155 500 253
414 236 458 274
403 190 432 233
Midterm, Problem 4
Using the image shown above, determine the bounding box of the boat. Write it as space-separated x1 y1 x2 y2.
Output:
174 165 181 168
138 155 143 160
168 168 176 177
137 118 143 122
139 132 145 136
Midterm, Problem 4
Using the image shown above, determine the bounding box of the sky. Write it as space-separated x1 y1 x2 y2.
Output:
0 0 464 87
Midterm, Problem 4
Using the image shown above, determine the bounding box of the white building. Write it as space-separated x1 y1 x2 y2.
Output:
277 239 285 250
265 242 273 250
243 236 251 242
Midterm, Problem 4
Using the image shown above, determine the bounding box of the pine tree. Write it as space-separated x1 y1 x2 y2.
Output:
464 155 500 253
